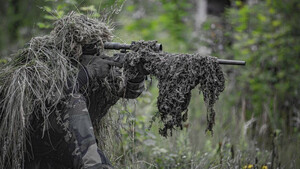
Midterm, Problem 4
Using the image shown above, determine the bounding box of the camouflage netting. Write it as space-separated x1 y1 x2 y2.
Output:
124 41 225 137
0 12 113 169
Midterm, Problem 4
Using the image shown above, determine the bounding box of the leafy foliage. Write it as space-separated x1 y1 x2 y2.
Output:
226 0 300 132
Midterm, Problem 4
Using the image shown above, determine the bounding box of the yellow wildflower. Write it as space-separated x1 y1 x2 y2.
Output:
243 164 254 169
247 164 253 168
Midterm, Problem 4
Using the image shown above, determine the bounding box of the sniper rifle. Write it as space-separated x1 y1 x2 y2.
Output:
104 42 246 66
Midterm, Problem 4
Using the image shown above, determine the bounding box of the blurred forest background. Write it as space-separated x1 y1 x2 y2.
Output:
0 0 299 168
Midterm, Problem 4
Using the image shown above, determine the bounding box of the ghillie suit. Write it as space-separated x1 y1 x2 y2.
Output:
0 12 123 169
123 41 225 137
0 12 225 169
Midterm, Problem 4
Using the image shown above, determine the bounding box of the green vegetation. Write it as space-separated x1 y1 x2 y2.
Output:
0 0 299 168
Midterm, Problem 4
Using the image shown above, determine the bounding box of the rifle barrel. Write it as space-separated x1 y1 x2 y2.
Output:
217 59 246 65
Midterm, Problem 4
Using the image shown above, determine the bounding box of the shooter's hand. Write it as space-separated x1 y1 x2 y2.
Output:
137 62 150 76
123 62 148 99
80 55 122 80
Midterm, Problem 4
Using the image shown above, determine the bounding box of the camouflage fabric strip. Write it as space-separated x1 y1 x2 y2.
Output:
67 94 111 168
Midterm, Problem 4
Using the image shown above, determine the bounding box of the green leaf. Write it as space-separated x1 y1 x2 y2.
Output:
235 0 243 7
57 4 66 11
126 5 135 12
43 6 52 13
269 8 275 14
91 13 100 18
57 10 65 19
0 59 7 64
202 22 211 31
80 5 97 12
37 22 51 29
257 14 267 22
44 14 56 20
272 20 281 27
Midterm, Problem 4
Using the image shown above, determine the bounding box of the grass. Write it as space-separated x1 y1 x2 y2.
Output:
98 81 300 169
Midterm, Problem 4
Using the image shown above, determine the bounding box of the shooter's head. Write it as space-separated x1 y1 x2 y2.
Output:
51 12 113 59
